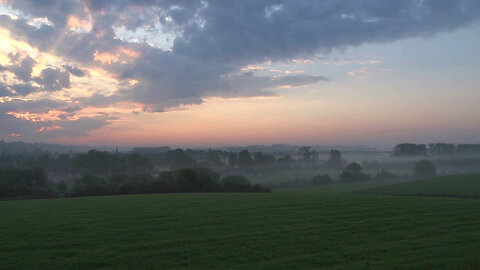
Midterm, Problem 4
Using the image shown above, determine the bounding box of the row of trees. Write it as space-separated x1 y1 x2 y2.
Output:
166 148 346 170
310 159 437 185
0 168 55 198
0 167 270 199
393 143 480 157
71 168 270 197
0 150 153 176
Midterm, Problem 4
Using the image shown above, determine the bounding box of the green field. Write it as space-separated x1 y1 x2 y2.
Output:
365 173 480 197
1 176 480 269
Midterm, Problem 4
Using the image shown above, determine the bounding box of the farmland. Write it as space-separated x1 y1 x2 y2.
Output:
2 178 480 269
365 173 480 197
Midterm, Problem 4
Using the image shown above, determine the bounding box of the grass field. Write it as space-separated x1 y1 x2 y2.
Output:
365 173 480 197
2 184 480 269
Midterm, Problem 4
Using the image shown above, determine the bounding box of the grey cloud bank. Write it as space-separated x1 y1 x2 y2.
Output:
0 0 479 140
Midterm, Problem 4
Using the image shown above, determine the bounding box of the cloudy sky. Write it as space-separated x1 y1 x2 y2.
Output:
0 0 479 147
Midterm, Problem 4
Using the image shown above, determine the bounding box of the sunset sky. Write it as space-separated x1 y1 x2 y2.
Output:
0 0 479 147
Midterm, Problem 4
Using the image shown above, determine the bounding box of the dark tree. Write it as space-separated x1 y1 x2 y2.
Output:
238 150 252 166
72 174 108 196
311 174 333 185
254 152 275 166
56 180 68 195
374 170 399 181
277 155 294 163
176 167 220 192
228 152 237 166
207 149 223 166
126 152 153 173
221 175 251 192
457 144 480 155
299 146 318 161
326 150 343 169
152 171 176 192
166 149 196 169
414 160 436 177
0 167 52 198
392 143 427 157
340 162 371 183
429 143 455 156
73 150 113 175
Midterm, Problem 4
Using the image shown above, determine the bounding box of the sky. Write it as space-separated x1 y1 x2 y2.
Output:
0 0 479 148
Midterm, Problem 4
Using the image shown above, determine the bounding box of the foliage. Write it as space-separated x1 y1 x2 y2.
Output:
206 149 223 166
414 160 436 177
152 171 176 192
299 146 318 161
429 143 455 156
311 174 333 185
325 149 343 169
238 150 252 166
392 143 427 156
0 167 52 198
227 152 237 166
253 152 276 165
373 170 400 181
166 149 196 170
277 155 294 163
176 167 220 192
339 162 371 183
221 175 270 192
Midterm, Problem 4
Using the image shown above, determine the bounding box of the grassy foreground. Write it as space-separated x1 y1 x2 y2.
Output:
1 191 480 269
365 173 480 197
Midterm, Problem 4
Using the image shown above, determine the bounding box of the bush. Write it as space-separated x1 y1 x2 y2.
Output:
72 174 109 196
374 170 400 181
340 162 371 183
151 171 176 192
311 174 333 185
176 167 220 192
0 167 53 198
221 175 251 192
414 160 436 177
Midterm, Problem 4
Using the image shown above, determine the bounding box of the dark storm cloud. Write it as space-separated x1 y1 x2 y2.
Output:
8 0 82 28
34 68 71 91
0 99 67 114
62 65 87 77
3 1 480 107
47 117 111 137
170 0 480 64
0 14 58 51
0 83 12 97
0 113 110 141
9 56 36 82
10 83 39 96
1 0 480 138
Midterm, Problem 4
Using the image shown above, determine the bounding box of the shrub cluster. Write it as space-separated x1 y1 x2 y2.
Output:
339 162 371 183
0 168 53 199
71 168 270 197
311 174 333 185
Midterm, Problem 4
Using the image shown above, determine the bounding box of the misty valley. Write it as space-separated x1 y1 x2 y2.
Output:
2 0 480 269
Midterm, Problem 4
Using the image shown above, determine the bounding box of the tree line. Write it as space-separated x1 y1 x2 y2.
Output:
310 159 437 185
0 167 270 200
392 143 480 157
